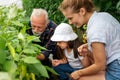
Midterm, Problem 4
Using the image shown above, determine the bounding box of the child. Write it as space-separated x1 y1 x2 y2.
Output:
59 0 120 80
51 23 91 80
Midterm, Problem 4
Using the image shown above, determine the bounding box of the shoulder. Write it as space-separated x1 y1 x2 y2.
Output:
47 20 57 29
88 12 113 32
92 12 114 24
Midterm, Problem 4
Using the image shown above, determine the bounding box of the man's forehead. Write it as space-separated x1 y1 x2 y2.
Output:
32 15 47 25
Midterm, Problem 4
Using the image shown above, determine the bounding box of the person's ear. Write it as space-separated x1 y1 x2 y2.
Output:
79 8 86 16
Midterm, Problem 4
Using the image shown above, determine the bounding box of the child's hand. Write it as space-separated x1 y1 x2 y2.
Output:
77 43 89 56
52 59 61 66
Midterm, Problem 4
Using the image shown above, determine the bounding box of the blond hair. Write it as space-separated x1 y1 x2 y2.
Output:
59 0 95 13
30 8 48 21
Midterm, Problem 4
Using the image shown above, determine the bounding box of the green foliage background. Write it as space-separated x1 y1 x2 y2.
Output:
22 0 120 24
94 0 120 22
22 0 65 24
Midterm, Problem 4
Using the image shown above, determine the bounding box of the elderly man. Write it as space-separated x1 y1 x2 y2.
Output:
27 8 58 67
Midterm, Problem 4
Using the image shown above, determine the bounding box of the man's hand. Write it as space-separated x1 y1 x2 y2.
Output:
36 54 45 60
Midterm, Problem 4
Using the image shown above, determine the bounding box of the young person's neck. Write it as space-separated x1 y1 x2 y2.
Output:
66 47 72 53
85 11 94 23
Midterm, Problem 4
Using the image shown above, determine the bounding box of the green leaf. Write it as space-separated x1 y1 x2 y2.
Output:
7 6 18 19
14 54 20 61
33 64 49 78
18 33 25 41
0 37 6 50
22 57 40 64
39 46 47 51
32 44 47 51
27 36 40 43
45 66 59 75
27 44 41 53
20 25 27 34
3 60 17 74
11 21 24 27
117 0 120 10
16 44 22 53
23 49 36 54
0 50 7 64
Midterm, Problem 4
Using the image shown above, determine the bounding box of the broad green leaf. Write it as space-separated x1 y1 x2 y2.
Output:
22 57 40 64
27 36 40 43
11 21 24 27
27 45 41 54
0 50 7 64
7 6 18 19
38 46 47 50
45 66 59 75
33 63 49 78
32 44 47 50
3 60 17 74
0 37 6 50
23 49 36 54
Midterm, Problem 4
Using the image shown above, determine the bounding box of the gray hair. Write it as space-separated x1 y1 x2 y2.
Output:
30 8 48 21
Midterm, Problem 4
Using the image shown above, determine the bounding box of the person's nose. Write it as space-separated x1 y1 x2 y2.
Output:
34 27 38 32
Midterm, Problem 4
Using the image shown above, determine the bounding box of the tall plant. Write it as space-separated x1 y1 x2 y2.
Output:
0 5 57 80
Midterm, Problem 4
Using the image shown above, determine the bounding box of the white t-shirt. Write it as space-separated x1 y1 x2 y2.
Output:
87 11 120 64
64 49 83 69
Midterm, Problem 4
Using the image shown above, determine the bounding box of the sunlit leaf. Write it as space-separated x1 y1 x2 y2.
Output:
27 36 40 43
18 33 25 41
0 72 10 80
23 49 36 54
11 21 24 27
7 6 18 19
22 57 40 64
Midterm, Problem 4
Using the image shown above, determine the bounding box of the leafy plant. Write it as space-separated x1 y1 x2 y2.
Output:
0 5 58 80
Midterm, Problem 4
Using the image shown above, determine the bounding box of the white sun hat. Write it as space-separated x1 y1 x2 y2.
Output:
51 23 78 41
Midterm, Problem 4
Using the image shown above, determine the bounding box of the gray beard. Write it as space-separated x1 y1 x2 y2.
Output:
32 30 43 37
